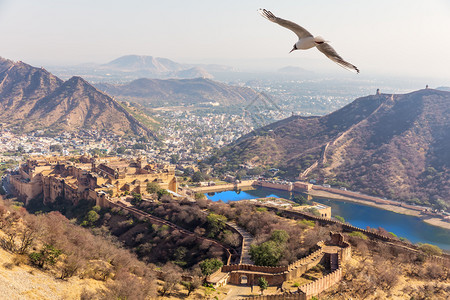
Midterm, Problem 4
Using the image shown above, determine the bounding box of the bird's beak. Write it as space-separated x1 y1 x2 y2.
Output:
289 47 295 53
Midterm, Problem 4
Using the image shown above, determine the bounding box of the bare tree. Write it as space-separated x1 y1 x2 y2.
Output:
159 263 182 297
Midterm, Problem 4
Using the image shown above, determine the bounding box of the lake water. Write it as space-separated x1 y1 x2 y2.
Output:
205 187 450 250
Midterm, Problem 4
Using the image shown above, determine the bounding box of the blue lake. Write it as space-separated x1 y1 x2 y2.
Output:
205 187 450 250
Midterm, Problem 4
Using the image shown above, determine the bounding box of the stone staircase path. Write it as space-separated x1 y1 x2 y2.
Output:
227 222 254 264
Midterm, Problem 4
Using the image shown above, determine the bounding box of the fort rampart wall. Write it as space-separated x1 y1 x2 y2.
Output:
258 203 449 262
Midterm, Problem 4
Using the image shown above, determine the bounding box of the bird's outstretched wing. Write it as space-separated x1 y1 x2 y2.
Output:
316 42 359 73
258 9 313 39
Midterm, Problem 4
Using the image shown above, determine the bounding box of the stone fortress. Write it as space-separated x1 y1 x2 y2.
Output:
10 155 178 206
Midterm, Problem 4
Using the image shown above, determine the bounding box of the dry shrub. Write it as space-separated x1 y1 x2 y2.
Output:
12 254 28 266
402 282 450 300
81 260 114 281
159 263 182 297
425 263 447 280
0 211 40 254
355 240 369 257
59 254 84 279
102 269 155 300
336 253 402 298
80 288 100 300
3 262 14 269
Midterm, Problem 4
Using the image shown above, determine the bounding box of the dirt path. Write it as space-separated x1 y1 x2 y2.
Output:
223 285 254 300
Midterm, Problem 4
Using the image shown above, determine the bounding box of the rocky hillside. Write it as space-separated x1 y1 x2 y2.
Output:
0 57 156 138
96 77 258 107
0 58 63 124
217 89 450 207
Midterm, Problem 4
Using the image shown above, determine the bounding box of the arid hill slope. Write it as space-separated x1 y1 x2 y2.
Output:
0 57 155 138
96 77 258 107
218 89 450 207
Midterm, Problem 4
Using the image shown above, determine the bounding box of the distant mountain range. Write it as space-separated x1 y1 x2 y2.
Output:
0 57 156 138
216 89 450 207
102 55 215 79
278 66 313 75
437 86 450 92
96 77 258 107
50 55 237 82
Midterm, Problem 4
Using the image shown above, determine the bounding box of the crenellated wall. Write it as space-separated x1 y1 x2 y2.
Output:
222 264 288 274
224 240 331 286
299 267 343 298
286 245 324 280
258 203 399 242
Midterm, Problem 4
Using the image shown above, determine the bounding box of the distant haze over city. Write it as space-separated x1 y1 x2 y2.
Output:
1 0 449 81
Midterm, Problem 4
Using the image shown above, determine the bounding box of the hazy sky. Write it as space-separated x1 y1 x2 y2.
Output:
1 0 449 80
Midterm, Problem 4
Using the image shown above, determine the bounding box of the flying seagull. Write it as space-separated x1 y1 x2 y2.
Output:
258 9 359 73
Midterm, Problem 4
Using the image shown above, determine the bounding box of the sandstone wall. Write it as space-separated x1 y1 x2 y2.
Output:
256 181 293 192
190 180 256 193
299 267 342 298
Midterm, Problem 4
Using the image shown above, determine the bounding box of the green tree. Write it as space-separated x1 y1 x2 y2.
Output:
418 243 442 256
173 246 187 263
192 171 205 183
146 182 161 194
258 277 268 295
131 193 142 205
199 258 223 280
132 143 146 150
206 213 227 238
250 240 284 266
306 207 320 217
157 189 170 200
292 195 309 205
89 148 105 156
334 215 345 223
270 230 289 243
116 146 126 154
29 244 62 268
170 154 180 164
194 193 206 200
434 198 448 211
247 167 265 176
81 210 100 227
348 231 368 240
